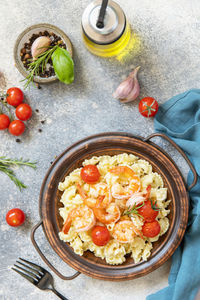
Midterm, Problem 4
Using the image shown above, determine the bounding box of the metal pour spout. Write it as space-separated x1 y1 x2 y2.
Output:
96 0 108 28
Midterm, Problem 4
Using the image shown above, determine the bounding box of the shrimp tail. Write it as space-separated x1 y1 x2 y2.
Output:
62 218 72 234
76 182 86 199
145 185 152 200
96 195 106 208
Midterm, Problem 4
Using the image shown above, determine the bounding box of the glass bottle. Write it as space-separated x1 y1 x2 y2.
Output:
82 0 131 57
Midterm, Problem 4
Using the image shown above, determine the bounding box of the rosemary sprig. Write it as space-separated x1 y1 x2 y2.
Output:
150 199 161 211
0 156 36 168
123 202 145 218
22 45 59 89
0 157 37 191
0 165 26 190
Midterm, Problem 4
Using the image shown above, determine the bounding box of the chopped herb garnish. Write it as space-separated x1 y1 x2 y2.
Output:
123 202 145 218
150 199 161 211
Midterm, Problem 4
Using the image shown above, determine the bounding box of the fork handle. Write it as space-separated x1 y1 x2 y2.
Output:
51 288 69 300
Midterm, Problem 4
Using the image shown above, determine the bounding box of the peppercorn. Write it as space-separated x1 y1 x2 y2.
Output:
24 54 30 59
21 48 26 54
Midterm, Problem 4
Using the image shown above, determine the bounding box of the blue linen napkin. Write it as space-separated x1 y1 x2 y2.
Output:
147 89 200 300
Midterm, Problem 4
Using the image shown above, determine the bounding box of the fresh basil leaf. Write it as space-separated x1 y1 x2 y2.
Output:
52 47 74 84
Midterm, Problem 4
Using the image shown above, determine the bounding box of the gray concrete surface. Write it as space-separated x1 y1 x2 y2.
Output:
0 0 199 299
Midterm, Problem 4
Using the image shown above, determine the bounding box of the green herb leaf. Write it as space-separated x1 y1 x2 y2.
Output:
0 156 37 168
0 165 27 191
52 47 74 84
22 45 59 89
0 157 37 191
150 199 161 211
123 202 145 218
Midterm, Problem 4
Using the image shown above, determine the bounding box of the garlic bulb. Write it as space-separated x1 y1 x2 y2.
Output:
113 66 140 103
31 36 51 60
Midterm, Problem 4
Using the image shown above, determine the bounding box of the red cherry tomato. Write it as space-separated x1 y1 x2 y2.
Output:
92 226 110 246
81 165 100 184
139 97 159 118
0 114 10 130
138 200 158 222
142 220 161 238
6 87 24 106
16 103 32 121
6 208 25 227
9 120 25 136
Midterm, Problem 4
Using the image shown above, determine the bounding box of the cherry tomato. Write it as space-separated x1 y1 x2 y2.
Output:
6 87 24 107
142 220 161 238
16 103 32 121
92 226 110 246
0 114 10 130
6 208 25 227
81 165 100 184
139 97 159 118
138 200 158 222
9 120 25 136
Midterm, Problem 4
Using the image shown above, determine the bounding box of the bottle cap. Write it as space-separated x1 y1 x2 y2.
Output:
82 0 126 45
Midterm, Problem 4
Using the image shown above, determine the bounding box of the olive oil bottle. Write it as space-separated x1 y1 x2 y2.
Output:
82 0 131 58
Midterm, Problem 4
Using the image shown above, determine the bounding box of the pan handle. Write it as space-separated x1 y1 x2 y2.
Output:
144 132 198 191
31 220 80 280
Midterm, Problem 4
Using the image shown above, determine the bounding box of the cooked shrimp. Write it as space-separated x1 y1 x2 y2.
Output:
62 205 96 234
126 185 152 209
76 183 100 208
113 220 143 243
112 220 136 243
110 166 137 178
96 183 113 208
126 192 145 208
110 166 140 199
111 182 126 199
77 183 112 208
93 203 121 224
115 198 127 209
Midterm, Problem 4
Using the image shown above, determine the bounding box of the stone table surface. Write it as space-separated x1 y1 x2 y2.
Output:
0 0 199 299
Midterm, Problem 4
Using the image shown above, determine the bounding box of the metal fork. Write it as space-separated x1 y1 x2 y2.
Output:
12 258 68 299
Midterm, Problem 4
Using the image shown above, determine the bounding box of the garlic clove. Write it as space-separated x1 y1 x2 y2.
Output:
113 66 141 103
31 36 51 60
112 75 134 99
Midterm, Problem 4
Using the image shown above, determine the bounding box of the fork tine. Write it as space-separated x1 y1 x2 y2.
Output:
16 261 42 277
19 258 44 274
14 264 40 281
12 267 36 284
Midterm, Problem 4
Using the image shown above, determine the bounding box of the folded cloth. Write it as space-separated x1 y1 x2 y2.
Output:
147 89 200 300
